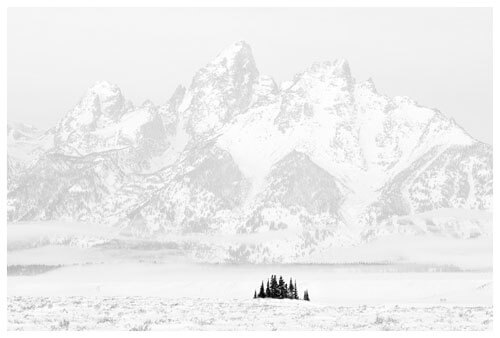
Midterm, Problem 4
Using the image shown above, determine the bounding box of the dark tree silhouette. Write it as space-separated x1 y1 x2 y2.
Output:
288 278 294 299
270 275 278 298
253 275 307 301
258 281 266 298
304 290 310 301
278 276 286 299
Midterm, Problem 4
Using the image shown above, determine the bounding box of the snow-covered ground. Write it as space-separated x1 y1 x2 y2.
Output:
7 261 492 330
7 221 492 330
7 263 492 304
8 297 492 330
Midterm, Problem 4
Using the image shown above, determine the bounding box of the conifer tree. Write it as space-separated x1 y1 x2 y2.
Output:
278 276 285 299
270 275 278 298
276 275 280 297
275 275 280 298
269 276 273 297
252 276 307 300
288 278 294 299
304 290 310 301
258 281 266 298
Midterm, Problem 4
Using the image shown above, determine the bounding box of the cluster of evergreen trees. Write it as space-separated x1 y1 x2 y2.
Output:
253 275 309 301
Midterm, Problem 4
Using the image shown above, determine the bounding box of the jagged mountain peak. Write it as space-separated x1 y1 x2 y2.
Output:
141 99 156 108
217 40 252 54
83 80 126 120
358 77 377 93
286 58 355 97
197 40 258 79
303 59 352 81
7 43 492 263
212 40 254 63
87 80 121 96
49 80 170 157
183 41 260 135
56 80 127 133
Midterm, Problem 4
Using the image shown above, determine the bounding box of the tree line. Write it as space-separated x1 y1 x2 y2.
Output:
253 275 309 301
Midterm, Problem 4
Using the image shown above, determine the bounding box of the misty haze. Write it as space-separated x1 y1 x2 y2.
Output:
6 8 492 331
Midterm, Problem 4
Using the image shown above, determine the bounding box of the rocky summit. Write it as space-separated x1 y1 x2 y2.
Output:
7 41 492 262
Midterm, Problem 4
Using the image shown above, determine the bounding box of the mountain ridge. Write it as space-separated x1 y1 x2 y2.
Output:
7 41 492 263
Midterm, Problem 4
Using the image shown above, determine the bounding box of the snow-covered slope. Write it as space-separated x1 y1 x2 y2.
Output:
7 41 492 262
7 122 54 189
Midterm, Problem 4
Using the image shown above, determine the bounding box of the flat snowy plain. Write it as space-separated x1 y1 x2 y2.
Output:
7 222 492 330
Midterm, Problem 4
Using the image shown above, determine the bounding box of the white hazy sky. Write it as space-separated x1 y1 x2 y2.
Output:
8 7 492 143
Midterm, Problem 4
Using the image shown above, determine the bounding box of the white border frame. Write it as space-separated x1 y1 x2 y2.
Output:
1 1 497 337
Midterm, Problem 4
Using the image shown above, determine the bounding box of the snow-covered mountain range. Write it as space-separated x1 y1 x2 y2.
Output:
7 41 492 262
